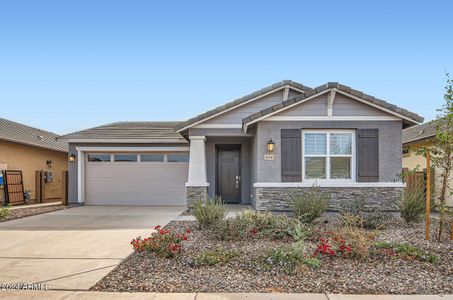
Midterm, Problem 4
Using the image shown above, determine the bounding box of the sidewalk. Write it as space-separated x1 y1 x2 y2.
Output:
0 291 451 300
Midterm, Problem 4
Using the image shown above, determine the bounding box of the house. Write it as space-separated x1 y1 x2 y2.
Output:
60 81 423 210
0 118 68 204
402 120 453 207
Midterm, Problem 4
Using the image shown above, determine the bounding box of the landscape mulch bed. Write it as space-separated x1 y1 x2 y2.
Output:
92 217 453 295
0 204 70 223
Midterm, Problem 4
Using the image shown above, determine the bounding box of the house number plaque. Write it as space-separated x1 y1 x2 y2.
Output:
264 154 275 161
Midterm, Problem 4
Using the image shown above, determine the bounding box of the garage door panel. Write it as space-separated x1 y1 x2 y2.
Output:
85 153 188 206
85 194 167 206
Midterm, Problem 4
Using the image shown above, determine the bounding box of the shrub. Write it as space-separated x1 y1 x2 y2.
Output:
209 210 302 241
288 186 329 223
192 197 226 229
375 241 438 263
193 248 238 266
340 196 391 230
399 185 425 223
131 225 191 258
314 227 376 260
0 206 10 219
260 241 307 274
303 257 322 269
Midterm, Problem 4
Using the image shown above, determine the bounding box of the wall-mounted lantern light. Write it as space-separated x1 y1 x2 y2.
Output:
46 160 53 168
68 154 76 162
267 139 275 153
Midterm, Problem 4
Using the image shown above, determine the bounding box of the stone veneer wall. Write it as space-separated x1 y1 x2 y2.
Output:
186 186 208 207
254 187 403 211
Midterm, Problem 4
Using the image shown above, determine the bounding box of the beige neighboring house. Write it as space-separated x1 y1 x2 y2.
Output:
0 118 68 204
402 120 453 207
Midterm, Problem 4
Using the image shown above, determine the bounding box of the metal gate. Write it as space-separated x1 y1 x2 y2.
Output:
3 170 25 205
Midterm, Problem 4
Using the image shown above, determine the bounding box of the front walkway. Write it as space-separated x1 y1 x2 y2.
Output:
0 291 451 300
0 206 185 290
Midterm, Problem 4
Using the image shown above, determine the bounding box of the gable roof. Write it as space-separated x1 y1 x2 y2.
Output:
0 117 68 152
242 82 424 130
402 120 438 145
59 121 187 143
176 80 310 132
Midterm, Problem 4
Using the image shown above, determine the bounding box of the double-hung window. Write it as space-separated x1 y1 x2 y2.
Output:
302 130 355 181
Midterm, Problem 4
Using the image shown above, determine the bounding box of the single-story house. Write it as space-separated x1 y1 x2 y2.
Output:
0 118 68 204
60 81 423 210
402 120 453 207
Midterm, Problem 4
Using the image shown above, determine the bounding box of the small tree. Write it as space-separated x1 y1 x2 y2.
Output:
417 73 453 241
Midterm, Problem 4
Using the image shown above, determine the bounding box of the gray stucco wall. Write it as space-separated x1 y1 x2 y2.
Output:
205 137 252 204
67 142 189 204
255 121 403 183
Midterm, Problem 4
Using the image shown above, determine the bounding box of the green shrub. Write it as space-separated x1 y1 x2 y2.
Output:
0 206 10 219
257 240 312 274
209 210 302 241
399 185 425 223
192 197 226 229
375 241 438 263
288 186 329 223
193 248 238 266
340 196 391 230
303 257 322 269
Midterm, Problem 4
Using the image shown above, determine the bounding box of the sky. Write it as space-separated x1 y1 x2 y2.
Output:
0 1 452 135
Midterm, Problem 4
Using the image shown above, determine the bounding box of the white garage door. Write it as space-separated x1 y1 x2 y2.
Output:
85 153 189 206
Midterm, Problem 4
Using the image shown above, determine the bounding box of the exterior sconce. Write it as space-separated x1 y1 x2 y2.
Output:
267 139 275 153
46 160 53 168
68 154 76 162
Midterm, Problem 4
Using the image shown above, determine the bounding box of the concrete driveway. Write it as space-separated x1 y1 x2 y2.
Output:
0 206 185 290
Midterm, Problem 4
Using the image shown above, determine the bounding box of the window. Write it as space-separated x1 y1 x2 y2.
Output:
140 154 164 162
303 131 354 180
167 153 189 162
87 154 111 162
114 154 137 162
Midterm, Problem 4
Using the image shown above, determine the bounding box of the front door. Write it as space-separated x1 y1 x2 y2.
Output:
216 145 241 203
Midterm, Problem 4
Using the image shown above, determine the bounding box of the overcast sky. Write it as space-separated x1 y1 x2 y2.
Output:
1 1 452 134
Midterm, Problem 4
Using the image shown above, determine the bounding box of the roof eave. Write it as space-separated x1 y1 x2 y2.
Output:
62 138 188 144
0 137 68 153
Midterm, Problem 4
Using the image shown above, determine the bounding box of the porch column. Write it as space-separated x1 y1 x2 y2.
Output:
186 136 209 206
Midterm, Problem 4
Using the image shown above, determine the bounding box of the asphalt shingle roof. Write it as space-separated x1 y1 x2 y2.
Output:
242 82 424 126
176 80 311 131
59 121 187 142
402 120 438 144
0 118 68 152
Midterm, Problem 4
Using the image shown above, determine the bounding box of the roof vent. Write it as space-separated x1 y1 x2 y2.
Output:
37 135 44 140
419 130 425 134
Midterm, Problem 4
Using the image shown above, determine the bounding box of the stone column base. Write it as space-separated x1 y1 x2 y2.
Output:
186 186 208 208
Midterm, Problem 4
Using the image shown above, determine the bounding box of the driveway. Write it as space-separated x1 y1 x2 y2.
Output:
0 206 185 290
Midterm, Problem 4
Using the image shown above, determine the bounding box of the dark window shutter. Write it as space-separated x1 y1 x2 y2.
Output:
281 129 301 182
357 129 379 182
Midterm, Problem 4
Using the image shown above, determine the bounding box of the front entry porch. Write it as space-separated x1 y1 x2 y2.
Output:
186 135 252 206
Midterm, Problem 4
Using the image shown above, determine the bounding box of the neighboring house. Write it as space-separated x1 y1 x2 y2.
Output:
60 81 423 210
402 120 453 207
0 118 68 203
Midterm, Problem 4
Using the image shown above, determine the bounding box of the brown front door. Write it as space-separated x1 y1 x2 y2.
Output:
216 145 241 203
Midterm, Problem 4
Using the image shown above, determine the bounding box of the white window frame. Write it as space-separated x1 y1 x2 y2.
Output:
86 153 113 163
138 153 166 163
302 129 356 183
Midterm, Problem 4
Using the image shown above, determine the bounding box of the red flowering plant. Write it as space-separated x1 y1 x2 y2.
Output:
131 225 191 258
314 228 376 260
314 231 353 258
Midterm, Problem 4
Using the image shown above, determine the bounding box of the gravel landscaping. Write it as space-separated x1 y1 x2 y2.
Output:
0 204 70 223
91 215 453 295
